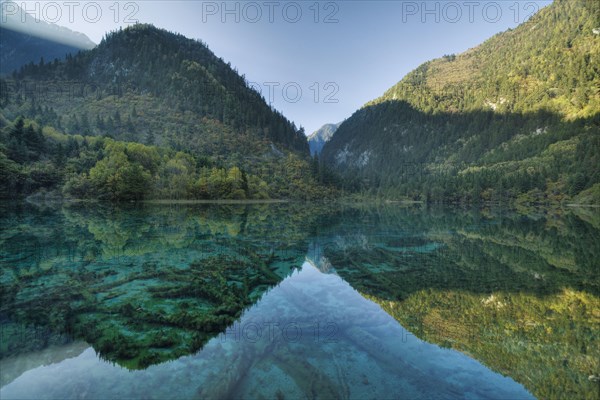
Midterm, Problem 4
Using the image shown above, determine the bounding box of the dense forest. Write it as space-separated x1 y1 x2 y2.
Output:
3 24 307 153
2 2 599 204
321 0 600 204
0 24 339 200
0 116 335 200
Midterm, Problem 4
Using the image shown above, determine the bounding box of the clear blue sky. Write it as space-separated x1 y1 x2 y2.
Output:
14 1 552 134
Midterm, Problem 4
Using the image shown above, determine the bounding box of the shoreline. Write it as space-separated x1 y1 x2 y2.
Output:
143 199 289 205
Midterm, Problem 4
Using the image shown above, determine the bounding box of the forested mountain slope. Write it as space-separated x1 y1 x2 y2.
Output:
321 0 600 204
0 24 332 200
2 24 307 154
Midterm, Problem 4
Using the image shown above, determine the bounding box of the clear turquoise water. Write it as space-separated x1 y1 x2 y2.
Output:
1 202 598 399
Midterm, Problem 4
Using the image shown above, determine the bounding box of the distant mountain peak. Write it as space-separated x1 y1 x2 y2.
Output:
0 1 96 75
308 122 341 156
1 1 96 49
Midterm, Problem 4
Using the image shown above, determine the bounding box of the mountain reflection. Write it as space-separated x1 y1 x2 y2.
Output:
0 202 320 372
315 205 599 399
0 202 598 399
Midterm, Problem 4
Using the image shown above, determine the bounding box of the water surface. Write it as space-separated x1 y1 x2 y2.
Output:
0 202 598 399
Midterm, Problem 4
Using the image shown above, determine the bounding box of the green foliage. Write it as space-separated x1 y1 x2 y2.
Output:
4 24 308 155
0 115 337 200
322 0 600 204
0 148 23 197
0 24 344 200
375 1 599 118
573 183 600 205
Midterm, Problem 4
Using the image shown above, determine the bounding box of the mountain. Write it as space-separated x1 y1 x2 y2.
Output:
0 24 333 200
3 23 307 154
308 122 340 156
0 2 96 75
321 0 600 204
0 27 96 75
0 1 96 49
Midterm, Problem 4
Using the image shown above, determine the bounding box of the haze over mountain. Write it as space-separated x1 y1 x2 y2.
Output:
321 0 600 204
0 27 95 75
0 1 96 75
308 122 341 156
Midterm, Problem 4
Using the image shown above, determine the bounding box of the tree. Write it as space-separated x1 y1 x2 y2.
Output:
241 170 249 197
569 172 587 195
23 125 41 160
9 117 25 140
0 150 23 197
89 145 151 200
116 163 151 200
156 155 195 199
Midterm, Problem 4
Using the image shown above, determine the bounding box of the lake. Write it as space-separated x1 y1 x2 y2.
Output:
0 202 598 399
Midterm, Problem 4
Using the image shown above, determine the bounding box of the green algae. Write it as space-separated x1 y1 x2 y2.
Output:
0 202 332 369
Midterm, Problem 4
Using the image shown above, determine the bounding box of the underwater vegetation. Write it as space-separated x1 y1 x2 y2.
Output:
72 253 292 370
0 202 334 370
320 206 600 399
